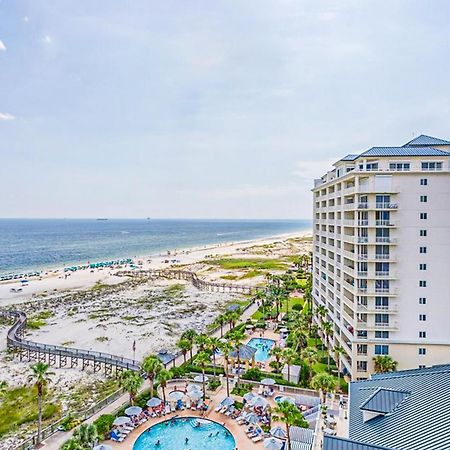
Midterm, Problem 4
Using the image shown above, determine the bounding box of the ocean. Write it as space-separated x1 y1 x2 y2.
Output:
0 219 311 275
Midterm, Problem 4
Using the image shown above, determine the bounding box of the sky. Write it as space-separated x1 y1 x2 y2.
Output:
1 0 449 219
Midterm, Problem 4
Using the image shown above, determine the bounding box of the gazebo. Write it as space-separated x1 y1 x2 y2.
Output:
230 344 257 370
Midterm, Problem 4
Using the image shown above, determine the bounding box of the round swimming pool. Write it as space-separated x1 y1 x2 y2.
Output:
132 417 236 450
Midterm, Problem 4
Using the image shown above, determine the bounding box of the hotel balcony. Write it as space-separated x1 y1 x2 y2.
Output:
375 220 397 227
375 236 397 244
375 202 398 209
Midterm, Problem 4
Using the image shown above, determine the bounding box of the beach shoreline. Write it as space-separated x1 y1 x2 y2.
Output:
0 229 312 305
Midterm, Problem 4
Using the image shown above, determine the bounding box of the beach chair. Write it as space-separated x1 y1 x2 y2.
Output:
214 404 222 412
252 435 263 443
219 406 228 414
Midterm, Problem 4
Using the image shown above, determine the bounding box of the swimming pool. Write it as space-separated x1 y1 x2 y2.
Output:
132 417 236 450
247 337 275 362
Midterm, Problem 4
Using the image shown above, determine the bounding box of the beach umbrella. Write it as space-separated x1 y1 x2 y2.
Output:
278 396 296 405
125 406 142 416
194 374 209 383
94 445 113 450
264 437 284 450
245 324 254 329
220 396 235 407
245 412 259 424
147 397 162 407
279 328 288 333
187 384 201 392
188 390 203 401
261 378 276 386
243 392 255 402
113 416 131 426
250 396 268 408
168 391 184 401
270 426 287 439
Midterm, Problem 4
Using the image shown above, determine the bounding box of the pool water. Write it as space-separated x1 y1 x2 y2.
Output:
247 337 275 362
133 417 236 450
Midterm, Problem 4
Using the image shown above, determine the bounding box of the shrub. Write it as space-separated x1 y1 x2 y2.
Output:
170 366 186 378
291 303 303 311
241 367 263 381
208 379 221 391
93 414 115 438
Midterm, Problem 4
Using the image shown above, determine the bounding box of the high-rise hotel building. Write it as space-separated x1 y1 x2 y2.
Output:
312 135 450 380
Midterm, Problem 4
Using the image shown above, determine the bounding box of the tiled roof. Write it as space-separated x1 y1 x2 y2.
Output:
359 147 449 157
290 426 314 444
403 134 450 147
323 436 393 450
360 388 410 414
341 154 359 161
348 364 450 449
370 363 450 380
230 344 256 360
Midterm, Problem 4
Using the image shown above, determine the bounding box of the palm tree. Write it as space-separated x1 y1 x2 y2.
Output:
195 351 211 401
219 341 233 396
228 329 245 377
119 370 143 405
142 355 163 398
301 347 318 384
282 348 297 382
373 355 398 374
0 380 7 397
321 321 334 369
208 337 220 378
177 338 191 364
273 401 308 450
28 362 54 445
333 345 345 384
181 329 197 360
156 369 172 404
216 315 227 337
225 310 240 330
270 346 284 373
311 372 337 403
72 423 97 449
194 333 209 352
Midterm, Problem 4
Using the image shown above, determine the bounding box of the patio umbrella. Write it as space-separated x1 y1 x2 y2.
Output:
113 416 131 426
243 392 255 402
250 396 268 408
188 390 203 401
245 324 254 329
264 437 284 450
220 396 235 407
125 406 142 416
147 397 162 407
279 328 288 333
245 412 259 424
194 374 209 383
270 426 287 439
278 396 296 405
168 391 185 401
94 445 113 450
187 383 201 392
261 378 276 386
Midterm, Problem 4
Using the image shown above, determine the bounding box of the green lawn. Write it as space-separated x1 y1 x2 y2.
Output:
205 258 288 271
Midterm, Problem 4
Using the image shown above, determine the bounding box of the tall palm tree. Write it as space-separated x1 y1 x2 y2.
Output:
195 351 211 401
181 329 197 360
333 345 345 384
219 341 233 396
194 333 209 352
282 348 297 382
311 372 337 403
373 355 398 374
177 338 191 364
228 329 245 377
119 370 143 405
208 337 220 379
216 315 227 337
156 369 172 404
301 347 318 384
28 362 54 445
142 355 163 398
270 346 284 373
273 401 308 450
321 321 334 369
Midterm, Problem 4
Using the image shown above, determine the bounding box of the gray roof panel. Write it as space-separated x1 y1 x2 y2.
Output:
359 147 449 157
360 388 410 414
403 134 450 147
323 436 393 450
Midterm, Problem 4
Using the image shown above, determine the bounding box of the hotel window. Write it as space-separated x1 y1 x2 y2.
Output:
375 345 389 355
389 162 410 171
419 280 427 287
420 229 427 237
419 331 427 338
420 195 428 203
420 212 428 220
375 313 389 325
419 314 427 321
375 331 389 339
366 162 379 171
422 161 443 171
419 264 427 270
419 247 427 254
420 178 428 185
357 361 368 372
419 348 427 355
419 297 427 304
375 297 389 308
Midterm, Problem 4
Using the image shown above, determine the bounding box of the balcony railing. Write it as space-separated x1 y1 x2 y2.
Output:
357 271 368 277
358 202 369 209
358 254 368 260
375 220 396 227
358 220 369 226
375 254 391 260
375 271 390 277
375 237 396 243
376 202 398 209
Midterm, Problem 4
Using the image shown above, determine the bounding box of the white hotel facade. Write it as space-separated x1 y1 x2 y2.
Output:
312 135 450 380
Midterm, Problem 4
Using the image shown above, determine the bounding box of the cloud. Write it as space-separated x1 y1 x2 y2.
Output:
0 40 6 51
293 157 340 183
0 113 15 121
42 35 53 44
23 16 30 23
